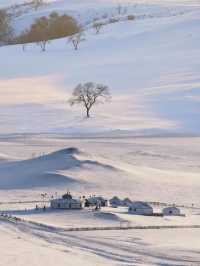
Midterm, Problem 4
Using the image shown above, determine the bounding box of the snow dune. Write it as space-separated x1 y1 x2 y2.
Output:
0 147 116 189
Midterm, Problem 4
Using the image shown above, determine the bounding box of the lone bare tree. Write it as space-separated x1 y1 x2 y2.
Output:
69 82 111 118
68 31 85 50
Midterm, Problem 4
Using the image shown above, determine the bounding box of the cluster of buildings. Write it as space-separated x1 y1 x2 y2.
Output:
109 196 183 216
50 193 183 216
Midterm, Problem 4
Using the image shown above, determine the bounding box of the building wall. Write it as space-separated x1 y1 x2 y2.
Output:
50 200 82 209
128 206 153 215
163 207 180 215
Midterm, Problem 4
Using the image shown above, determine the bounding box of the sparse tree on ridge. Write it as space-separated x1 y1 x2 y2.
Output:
0 9 13 44
48 12 80 39
33 0 44 11
68 82 111 118
37 39 50 52
68 31 85 50
117 4 122 15
19 29 30 51
93 22 104 34
31 16 50 51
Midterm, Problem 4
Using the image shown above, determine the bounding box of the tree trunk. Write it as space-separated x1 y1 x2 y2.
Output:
86 108 90 118
73 40 78 50
42 42 46 52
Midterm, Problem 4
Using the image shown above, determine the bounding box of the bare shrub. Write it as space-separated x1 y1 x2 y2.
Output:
109 17 119 24
93 22 104 34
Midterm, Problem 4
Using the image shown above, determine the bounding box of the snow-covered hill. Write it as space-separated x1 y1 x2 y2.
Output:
0 0 200 134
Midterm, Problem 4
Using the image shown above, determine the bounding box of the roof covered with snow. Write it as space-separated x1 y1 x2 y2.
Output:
130 201 153 209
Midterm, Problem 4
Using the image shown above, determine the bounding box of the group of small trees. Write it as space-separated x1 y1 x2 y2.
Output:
92 4 135 35
16 12 82 51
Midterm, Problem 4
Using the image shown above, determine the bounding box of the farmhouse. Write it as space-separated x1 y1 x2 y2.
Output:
109 196 123 207
128 201 153 215
162 206 181 216
85 196 108 207
123 197 132 206
50 193 82 209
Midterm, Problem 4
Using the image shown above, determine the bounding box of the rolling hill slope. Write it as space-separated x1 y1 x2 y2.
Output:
0 1 200 134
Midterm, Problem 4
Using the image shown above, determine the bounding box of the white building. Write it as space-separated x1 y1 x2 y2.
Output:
86 196 108 207
123 198 132 206
128 201 153 215
162 206 181 216
109 196 123 207
50 194 82 209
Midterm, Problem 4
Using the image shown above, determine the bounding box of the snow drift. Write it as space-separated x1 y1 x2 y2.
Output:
0 147 115 189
